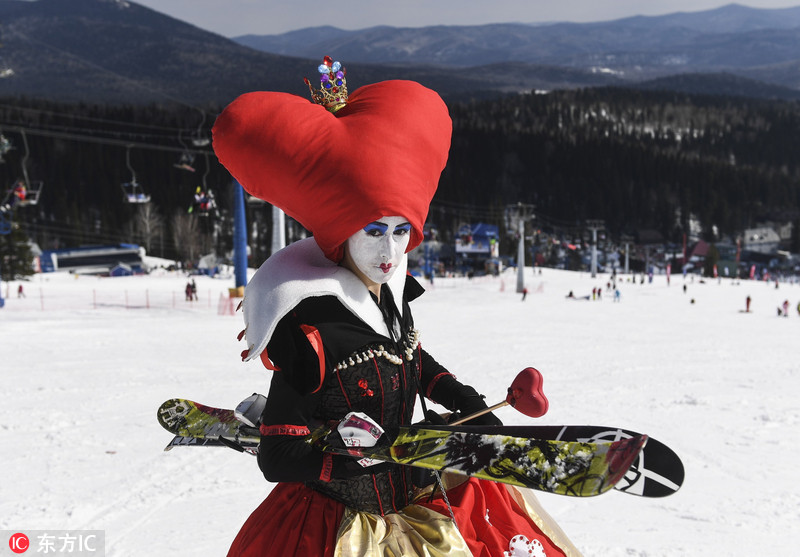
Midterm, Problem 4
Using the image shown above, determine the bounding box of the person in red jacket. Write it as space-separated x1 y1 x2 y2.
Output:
213 56 579 557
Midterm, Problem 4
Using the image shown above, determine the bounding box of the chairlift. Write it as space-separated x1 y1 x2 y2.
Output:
188 153 216 216
1 177 40 211
174 130 196 172
189 186 216 216
191 112 210 147
121 145 151 204
13 130 43 206
121 180 151 204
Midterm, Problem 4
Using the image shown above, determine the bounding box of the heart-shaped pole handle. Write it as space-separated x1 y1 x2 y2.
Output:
448 367 549 425
506 367 549 418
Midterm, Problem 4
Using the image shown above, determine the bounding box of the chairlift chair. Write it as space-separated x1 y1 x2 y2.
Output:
121 180 151 204
189 188 216 216
14 131 44 207
122 145 150 203
188 153 216 216
191 111 210 147
174 151 196 172
11 179 43 207
174 130 196 172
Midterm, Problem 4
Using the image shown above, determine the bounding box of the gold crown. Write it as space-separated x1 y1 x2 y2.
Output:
304 56 348 113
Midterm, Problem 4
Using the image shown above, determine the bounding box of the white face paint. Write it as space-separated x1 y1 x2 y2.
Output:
344 216 412 288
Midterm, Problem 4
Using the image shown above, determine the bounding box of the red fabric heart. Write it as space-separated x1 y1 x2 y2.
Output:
212 80 452 262
506 367 549 418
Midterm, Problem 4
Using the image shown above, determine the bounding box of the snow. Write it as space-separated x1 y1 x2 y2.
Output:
2 266 799 555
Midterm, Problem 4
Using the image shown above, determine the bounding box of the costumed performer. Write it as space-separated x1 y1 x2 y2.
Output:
212 56 581 557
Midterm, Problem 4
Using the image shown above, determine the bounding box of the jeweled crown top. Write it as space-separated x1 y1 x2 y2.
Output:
304 56 348 113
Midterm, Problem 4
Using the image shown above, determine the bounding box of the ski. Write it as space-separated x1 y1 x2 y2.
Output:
157 398 647 497
315 422 646 497
523 425 683 498
160 422 682 497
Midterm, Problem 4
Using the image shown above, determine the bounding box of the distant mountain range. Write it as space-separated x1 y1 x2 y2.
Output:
1 0 800 105
236 4 800 91
236 4 800 78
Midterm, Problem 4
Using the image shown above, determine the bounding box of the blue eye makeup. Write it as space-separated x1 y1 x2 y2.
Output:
362 220 412 237
363 222 389 236
394 223 412 235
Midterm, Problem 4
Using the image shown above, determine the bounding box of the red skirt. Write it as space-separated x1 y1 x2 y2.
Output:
228 479 574 556
418 478 568 557
227 483 344 557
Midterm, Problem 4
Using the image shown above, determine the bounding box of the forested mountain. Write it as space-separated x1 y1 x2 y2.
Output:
2 1 800 104
0 0 622 105
440 88 800 245
3 86 800 264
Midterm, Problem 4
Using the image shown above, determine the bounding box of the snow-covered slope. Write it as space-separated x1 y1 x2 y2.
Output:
2 267 798 555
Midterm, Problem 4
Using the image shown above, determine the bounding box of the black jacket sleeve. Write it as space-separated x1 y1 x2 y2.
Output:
257 368 325 482
256 312 389 483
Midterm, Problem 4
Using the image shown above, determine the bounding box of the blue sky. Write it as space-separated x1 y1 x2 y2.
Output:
132 0 800 37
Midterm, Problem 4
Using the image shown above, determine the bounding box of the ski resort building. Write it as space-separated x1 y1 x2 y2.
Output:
743 227 780 254
38 244 146 274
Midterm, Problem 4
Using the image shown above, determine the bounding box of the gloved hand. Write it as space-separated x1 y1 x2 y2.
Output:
423 409 449 425
429 376 503 426
335 412 385 448
325 412 389 472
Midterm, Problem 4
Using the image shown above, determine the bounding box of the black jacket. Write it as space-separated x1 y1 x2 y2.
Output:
257 276 497 514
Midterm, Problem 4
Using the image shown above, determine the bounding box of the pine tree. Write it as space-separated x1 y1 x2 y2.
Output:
703 244 721 278
0 220 35 280
791 219 800 253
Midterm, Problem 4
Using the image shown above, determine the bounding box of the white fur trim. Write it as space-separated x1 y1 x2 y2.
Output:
241 237 407 362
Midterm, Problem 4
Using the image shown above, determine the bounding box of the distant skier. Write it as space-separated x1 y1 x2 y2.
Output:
746 295 751 313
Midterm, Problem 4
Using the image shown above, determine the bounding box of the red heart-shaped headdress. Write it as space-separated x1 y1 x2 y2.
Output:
212 69 452 262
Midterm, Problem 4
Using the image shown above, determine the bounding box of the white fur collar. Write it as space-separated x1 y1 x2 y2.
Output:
241 237 407 362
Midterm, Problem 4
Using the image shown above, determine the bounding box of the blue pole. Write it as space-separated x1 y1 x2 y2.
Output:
233 180 248 291
424 243 431 278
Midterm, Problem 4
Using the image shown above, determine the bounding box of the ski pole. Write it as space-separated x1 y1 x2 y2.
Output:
449 367 549 425
448 401 510 425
